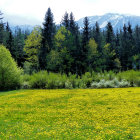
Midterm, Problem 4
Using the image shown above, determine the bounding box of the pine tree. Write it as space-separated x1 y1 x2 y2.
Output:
106 22 115 50
5 22 13 53
81 17 90 74
61 12 69 29
134 25 140 54
127 22 134 69
115 29 121 58
69 12 76 33
0 11 4 44
13 27 25 67
39 7 55 70
105 22 116 70
94 22 102 53
120 24 128 70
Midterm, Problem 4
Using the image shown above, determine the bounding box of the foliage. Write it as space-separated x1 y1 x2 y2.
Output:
24 26 42 71
0 45 21 90
20 70 140 89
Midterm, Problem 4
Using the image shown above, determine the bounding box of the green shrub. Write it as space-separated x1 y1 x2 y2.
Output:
30 71 48 89
21 70 140 89
117 70 140 86
0 45 21 90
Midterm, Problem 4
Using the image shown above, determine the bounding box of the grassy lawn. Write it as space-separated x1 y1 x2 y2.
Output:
0 88 140 140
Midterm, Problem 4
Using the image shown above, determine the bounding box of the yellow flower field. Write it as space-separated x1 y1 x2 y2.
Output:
0 88 140 139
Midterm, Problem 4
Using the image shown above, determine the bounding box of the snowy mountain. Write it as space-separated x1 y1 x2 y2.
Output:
77 13 140 31
3 13 140 32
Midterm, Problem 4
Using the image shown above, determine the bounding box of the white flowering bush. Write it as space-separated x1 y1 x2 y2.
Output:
91 78 131 88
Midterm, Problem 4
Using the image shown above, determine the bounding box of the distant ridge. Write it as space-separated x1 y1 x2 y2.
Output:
4 13 140 32
77 13 140 30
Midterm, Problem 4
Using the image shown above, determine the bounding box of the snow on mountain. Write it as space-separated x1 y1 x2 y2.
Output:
77 13 140 31
3 13 140 32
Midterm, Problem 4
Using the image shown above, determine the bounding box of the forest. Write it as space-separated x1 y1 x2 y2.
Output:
0 8 140 90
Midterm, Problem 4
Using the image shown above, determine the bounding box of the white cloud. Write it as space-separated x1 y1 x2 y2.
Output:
1 0 140 24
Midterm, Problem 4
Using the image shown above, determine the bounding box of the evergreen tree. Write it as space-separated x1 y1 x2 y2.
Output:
5 22 14 53
13 27 25 67
134 25 140 54
0 11 4 44
105 22 117 70
61 12 69 29
106 22 115 50
81 17 90 74
127 23 134 69
69 12 76 33
120 24 128 70
39 7 55 70
115 29 121 59
94 22 102 53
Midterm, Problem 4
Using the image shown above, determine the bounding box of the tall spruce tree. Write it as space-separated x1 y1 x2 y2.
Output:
127 23 134 69
5 22 14 53
81 17 90 74
120 24 128 70
69 12 81 74
106 22 115 50
105 22 116 70
115 29 121 59
39 7 55 70
94 22 102 53
61 12 69 29
134 25 140 54
0 11 4 44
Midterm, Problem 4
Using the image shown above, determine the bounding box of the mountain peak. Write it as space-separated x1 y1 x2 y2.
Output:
77 13 140 30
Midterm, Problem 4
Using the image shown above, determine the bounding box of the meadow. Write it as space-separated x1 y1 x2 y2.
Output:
0 88 140 139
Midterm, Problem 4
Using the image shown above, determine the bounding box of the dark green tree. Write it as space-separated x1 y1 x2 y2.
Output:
81 17 90 74
106 22 115 50
61 12 69 29
13 27 25 66
134 25 140 54
94 22 102 53
0 11 4 44
39 7 55 70
5 22 14 53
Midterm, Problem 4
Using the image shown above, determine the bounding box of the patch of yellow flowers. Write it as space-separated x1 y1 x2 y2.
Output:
0 88 140 139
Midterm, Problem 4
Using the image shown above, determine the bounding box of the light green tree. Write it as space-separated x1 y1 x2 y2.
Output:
54 27 73 74
0 45 21 90
24 26 42 71
87 38 98 72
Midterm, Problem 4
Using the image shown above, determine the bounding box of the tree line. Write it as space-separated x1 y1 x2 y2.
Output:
0 9 140 76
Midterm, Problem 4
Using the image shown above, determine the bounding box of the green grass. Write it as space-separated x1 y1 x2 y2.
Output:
0 88 140 139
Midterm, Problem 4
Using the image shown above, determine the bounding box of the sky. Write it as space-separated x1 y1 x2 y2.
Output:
1 0 140 25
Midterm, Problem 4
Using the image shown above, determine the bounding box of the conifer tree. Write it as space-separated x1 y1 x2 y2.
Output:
0 11 4 44
94 22 102 53
106 22 115 50
61 12 69 29
5 22 13 53
81 17 90 73
39 7 55 70
134 25 140 54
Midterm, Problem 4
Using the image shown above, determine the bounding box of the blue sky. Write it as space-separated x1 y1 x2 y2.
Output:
1 0 140 25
